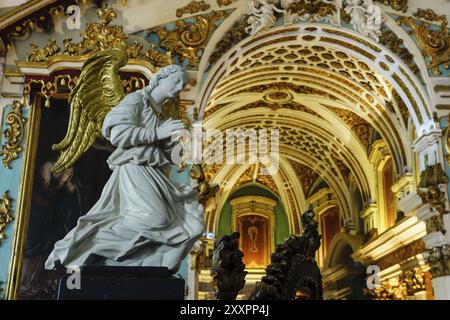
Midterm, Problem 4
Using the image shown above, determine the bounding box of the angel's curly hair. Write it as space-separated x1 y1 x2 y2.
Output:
145 64 185 94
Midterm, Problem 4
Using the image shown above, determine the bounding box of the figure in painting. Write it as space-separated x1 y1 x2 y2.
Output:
19 161 83 299
45 49 204 273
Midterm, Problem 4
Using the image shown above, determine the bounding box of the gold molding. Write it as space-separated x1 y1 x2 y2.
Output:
5 95 42 300
0 0 50 26
3 70 24 78
0 191 13 241
0 101 27 169
21 71 152 109
434 85 450 92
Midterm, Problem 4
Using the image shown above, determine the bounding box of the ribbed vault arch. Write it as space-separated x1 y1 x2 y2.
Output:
198 23 435 235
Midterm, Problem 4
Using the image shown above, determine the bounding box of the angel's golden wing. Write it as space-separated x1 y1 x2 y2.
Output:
51 49 128 173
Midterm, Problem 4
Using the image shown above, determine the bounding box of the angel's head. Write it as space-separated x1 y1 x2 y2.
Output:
147 64 187 100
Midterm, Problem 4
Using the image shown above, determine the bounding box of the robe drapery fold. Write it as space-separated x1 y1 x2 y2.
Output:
45 90 204 272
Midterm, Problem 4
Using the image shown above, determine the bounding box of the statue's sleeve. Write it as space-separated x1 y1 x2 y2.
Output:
101 94 157 147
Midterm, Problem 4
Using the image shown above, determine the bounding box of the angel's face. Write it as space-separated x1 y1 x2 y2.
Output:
160 71 187 99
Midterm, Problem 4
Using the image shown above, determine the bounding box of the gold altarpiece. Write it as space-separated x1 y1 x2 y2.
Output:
229 196 277 271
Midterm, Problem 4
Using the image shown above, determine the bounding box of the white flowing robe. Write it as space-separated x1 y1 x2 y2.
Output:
45 90 204 272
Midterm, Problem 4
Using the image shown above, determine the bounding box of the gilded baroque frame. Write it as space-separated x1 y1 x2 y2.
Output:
5 94 43 299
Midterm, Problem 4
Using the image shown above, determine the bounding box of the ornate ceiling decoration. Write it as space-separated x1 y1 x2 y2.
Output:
232 165 255 191
290 161 319 197
379 27 421 81
207 14 250 70
327 106 371 152
228 43 388 99
285 0 337 24
228 100 321 116
226 164 279 196
214 116 369 207
202 25 431 178
256 173 279 195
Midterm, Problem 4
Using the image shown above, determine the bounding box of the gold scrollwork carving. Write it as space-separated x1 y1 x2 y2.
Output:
149 10 229 68
398 9 450 75
176 1 210 18
27 39 59 62
0 191 13 241
0 101 26 168
25 8 173 68
374 0 408 12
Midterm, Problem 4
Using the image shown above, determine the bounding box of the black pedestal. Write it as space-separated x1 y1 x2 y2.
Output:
57 266 185 300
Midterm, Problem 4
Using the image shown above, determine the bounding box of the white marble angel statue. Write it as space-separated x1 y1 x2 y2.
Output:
246 0 284 35
44 49 204 273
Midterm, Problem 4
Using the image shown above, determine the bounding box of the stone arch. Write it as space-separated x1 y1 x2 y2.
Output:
323 232 364 268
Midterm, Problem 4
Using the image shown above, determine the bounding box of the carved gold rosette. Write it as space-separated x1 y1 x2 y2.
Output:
0 191 13 241
0 101 26 168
